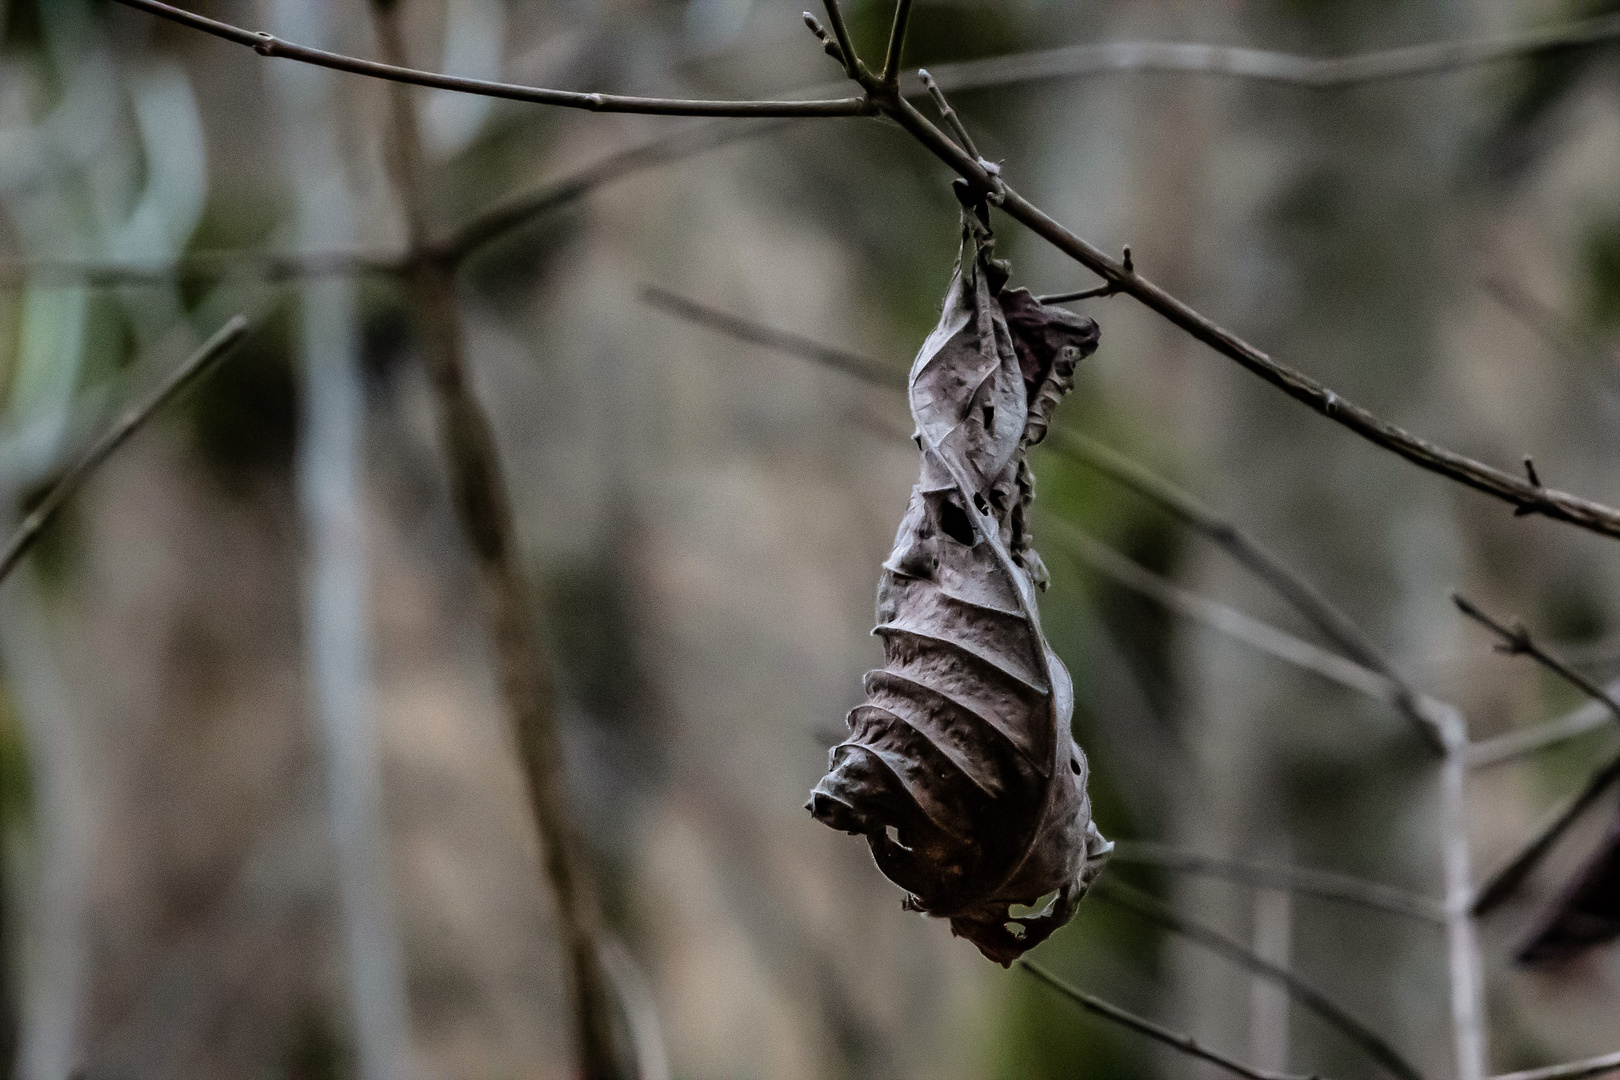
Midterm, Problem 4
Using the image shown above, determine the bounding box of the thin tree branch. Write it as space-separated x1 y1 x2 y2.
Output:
817 0 866 80
1094 878 1427 1080
1435 705 1489 1080
1042 515 1400 707
1036 283 1117 304
916 12 1620 94
1453 594 1620 723
640 287 906 388
918 70 983 163
0 250 408 288
1493 1051 1620 1080
114 0 872 117
1469 682 1620 769
1049 430 1443 748
1109 840 1445 925
370 7 620 1077
0 315 248 586
1019 960 1328 1080
881 0 915 86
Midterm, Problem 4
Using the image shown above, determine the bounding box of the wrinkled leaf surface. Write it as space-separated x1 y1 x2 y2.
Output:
808 220 1111 964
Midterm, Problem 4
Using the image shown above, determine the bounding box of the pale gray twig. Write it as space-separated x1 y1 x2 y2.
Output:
1020 960 1327 1080
1469 683 1620 769
0 315 249 586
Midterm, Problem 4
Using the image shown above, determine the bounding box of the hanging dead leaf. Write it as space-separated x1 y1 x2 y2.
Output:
808 215 1111 965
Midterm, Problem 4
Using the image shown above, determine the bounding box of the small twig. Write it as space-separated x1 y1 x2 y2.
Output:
0 315 249 586
1094 878 1427 1080
881 0 915 85
1452 594 1620 725
816 0 867 81
640 287 906 388
1042 516 1400 708
1019 960 1327 1080
917 70 981 161
113 0 871 117
1469 681 1620 769
1109 840 1445 925
1492 1051 1620 1080
1435 704 1488 1080
1036 282 1118 304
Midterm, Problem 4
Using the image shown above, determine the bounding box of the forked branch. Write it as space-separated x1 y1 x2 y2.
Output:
0 315 249 586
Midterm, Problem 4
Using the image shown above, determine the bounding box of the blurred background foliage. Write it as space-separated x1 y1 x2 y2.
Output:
0 0 1614 1077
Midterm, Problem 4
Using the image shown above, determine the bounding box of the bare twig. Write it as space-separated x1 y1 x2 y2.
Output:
916 12 1620 93
1037 283 1118 303
1493 1051 1620 1080
881 0 915 86
816 0 865 80
1042 516 1400 707
1109 840 1445 925
370 7 620 1077
1019 960 1328 1080
640 287 905 388
918 70 982 163
1469 681 1620 769
114 0 871 117
1049 430 1442 748
1453 595 1620 721
0 315 248 586
0 250 408 289
1094 878 1427 1080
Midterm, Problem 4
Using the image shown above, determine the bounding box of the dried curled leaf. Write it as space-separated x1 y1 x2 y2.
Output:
808 218 1111 965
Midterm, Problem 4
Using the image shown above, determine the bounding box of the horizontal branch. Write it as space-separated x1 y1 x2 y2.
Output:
113 0 872 117
1110 840 1446 925
1493 1051 1620 1080
0 315 249 585
917 12 1620 94
1095 878 1426 1080
1020 960 1328 1080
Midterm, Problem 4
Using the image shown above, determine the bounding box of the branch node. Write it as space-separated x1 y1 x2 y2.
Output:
1121 244 1134 274
252 30 277 56
1524 455 1542 488
803 13 847 66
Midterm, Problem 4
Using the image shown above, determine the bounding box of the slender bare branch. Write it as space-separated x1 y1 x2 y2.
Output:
641 287 905 388
1020 960 1329 1080
1493 1051 1620 1080
817 0 866 80
1453 594 1620 722
370 7 620 1076
1049 430 1442 748
114 0 871 117
1469 683 1620 769
916 12 1620 94
1435 706 1488 1080
882 0 916 86
1094 878 1426 1080
444 121 787 263
918 70 983 163
1042 516 1400 707
1109 840 1445 925
1037 283 1117 303
0 315 249 586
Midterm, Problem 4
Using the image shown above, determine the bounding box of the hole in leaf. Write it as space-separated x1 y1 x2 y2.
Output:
1070 756 1082 775
981 404 994 430
884 824 910 850
972 492 990 517
1009 891 1060 919
938 499 975 545
1003 920 1027 939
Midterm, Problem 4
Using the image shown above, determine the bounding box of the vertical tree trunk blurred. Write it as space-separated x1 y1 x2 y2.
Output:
267 2 414 1077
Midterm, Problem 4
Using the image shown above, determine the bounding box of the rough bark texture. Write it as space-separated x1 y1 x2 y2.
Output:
808 217 1111 965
